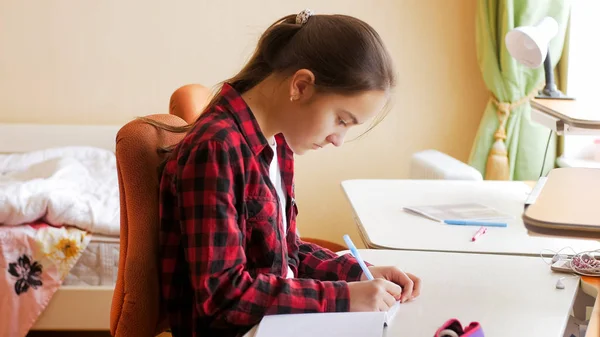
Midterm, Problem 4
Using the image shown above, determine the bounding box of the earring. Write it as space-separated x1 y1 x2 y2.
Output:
290 96 295 102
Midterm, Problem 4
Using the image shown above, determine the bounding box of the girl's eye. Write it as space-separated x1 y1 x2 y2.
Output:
338 117 347 126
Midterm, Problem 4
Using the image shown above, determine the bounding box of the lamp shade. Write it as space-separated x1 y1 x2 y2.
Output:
505 17 559 68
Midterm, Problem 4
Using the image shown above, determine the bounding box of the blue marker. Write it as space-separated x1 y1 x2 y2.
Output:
443 219 508 228
343 234 374 280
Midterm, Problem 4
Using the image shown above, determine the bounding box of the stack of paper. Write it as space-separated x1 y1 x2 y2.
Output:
403 202 512 222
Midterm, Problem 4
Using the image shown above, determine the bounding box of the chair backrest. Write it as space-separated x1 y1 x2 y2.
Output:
169 84 213 123
111 84 211 336
110 114 188 337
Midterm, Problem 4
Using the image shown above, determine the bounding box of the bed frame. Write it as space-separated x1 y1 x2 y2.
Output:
0 122 123 331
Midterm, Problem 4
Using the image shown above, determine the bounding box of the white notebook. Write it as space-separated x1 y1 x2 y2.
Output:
254 301 400 337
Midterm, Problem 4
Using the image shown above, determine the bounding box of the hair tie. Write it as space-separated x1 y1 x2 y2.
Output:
296 9 314 25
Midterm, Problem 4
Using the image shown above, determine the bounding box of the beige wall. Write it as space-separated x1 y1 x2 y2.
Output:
0 1 488 247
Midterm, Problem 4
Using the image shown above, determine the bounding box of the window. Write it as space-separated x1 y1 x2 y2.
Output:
559 0 600 166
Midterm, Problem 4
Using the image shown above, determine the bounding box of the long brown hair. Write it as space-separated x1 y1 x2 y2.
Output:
141 12 396 140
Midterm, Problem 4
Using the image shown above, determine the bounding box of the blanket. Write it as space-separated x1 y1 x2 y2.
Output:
0 223 91 337
0 146 119 236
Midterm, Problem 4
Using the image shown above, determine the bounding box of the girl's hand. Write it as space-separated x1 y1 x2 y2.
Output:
359 266 421 303
347 278 402 312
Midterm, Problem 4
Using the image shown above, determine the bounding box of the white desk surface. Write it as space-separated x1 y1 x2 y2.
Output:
245 249 580 337
341 179 600 256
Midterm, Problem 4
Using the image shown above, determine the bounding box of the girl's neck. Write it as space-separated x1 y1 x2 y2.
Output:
241 75 286 141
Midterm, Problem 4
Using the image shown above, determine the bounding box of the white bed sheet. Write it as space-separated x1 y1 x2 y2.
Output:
0 146 120 236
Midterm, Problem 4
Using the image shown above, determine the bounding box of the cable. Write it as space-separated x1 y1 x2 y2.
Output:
539 246 600 277
539 130 553 178
539 246 577 266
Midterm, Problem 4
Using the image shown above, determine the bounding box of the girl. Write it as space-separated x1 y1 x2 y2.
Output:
157 9 421 337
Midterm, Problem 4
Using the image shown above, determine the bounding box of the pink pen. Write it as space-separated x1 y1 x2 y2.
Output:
471 226 487 242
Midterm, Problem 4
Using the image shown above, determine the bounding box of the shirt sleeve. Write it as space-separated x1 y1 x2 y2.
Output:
293 237 368 282
177 140 351 329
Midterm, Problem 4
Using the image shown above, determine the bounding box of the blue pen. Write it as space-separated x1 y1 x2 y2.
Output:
343 234 374 280
444 219 508 227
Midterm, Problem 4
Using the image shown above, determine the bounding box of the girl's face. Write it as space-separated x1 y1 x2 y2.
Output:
280 71 389 155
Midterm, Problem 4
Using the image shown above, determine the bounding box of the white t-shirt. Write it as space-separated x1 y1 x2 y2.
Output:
269 139 294 279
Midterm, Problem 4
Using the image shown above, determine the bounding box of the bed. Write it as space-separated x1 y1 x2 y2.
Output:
0 122 122 332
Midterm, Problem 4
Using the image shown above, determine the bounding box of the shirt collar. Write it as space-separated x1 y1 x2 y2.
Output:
217 83 290 156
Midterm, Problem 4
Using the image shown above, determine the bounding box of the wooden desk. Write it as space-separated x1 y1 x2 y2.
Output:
244 249 581 337
523 168 600 239
341 179 600 256
531 97 600 134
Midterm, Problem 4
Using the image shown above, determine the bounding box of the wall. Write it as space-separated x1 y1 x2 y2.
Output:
0 0 489 247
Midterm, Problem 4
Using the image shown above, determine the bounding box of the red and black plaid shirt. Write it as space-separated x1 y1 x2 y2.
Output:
159 83 365 337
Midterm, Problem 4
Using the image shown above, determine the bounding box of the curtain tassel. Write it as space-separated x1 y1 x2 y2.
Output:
485 85 542 180
485 126 510 180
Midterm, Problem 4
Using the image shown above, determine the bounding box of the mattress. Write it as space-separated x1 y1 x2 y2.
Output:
63 234 120 286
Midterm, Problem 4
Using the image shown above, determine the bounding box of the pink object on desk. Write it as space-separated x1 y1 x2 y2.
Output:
435 318 484 336
471 227 487 242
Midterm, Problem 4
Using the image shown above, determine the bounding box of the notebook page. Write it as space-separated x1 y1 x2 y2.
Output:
254 311 386 337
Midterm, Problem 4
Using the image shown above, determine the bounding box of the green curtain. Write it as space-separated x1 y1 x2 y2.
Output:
468 0 571 181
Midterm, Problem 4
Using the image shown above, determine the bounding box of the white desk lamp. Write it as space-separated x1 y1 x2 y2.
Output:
505 17 600 135
505 16 572 100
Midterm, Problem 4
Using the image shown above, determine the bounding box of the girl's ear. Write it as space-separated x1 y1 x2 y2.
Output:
289 69 316 101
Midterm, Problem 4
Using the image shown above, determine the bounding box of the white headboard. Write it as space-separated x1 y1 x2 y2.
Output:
0 123 122 153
